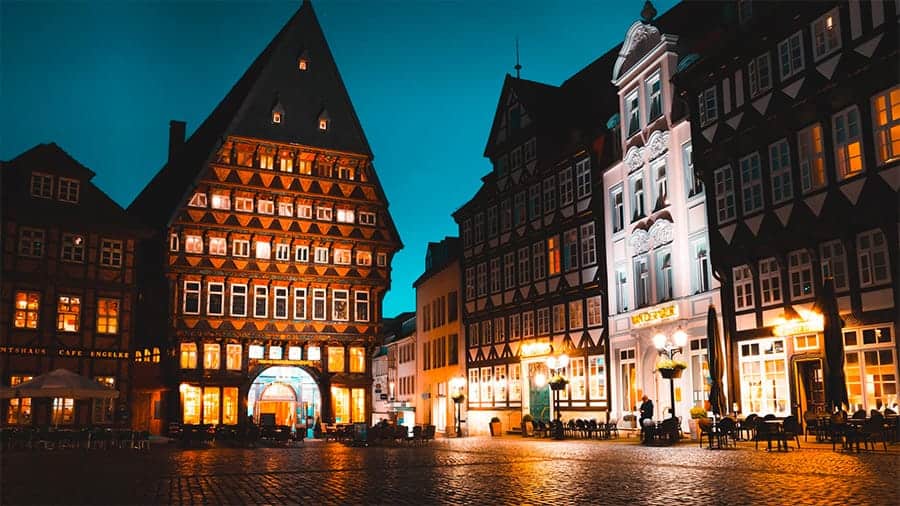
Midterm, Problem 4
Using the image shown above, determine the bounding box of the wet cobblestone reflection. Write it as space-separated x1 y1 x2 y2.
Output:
2 437 898 505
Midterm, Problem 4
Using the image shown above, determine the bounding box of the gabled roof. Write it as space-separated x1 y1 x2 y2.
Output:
482 74 562 158
129 1 373 227
2 143 143 231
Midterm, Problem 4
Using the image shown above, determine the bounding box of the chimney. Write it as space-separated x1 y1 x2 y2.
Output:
168 120 186 163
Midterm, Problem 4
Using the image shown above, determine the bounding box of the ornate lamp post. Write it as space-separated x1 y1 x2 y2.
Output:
653 329 688 420
546 354 569 440
449 376 466 438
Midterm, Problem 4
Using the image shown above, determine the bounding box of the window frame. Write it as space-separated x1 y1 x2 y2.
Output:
778 30 805 80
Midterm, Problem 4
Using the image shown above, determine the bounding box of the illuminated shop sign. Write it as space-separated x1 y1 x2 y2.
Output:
252 359 319 367
520 341 553 357
772 310 824 337
630 304 678 328
0 346 129 359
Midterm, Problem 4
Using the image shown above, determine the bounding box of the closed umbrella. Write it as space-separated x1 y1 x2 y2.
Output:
820 278 848 413
0 368 119 399
707 304 727 417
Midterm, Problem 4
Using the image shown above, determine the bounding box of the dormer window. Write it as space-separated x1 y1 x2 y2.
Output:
272 111 282 124
188 192 207 207
298 59 308 71
57 177 80 203
319 118 329 131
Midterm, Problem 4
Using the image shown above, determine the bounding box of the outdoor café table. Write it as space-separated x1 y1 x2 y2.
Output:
843 418 868 452
764 419 787 451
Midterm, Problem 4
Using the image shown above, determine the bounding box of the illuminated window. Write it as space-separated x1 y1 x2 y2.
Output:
797 123 826 193
337 166 353 180
188 192 207 207
248 345 264 359
7 375 33 425
336 208 354 223
30 173 52 198
872 86 900 165
209 237 226 256
288 346 302 360
207 283 224 315
332 387 349 423
272 111 282 124
586 295 603 327
589 355 606 401
100 239 123 267
279 154 293 172
351 388 365 423
314 247 329 264
316 206 333 221
223 387 239 425
203 387 220 425
570 357 586 400
60 233 85 262
226 344 242 370
307 345 321 361
18 228 44 257
298 58 308 70
620 348 638 414
740 338 789 416
328 346 345 372
259 153 274 170
833 106 864 180
235 197 254 212
57 177 80 203
377 252 387 267
181 384 201 425
185 235 203 254
255 241 271 260
91 376 116 424
52 398 74 425
350 346 365 373
811 8 841 61
56 295 80 332
203 344 220 369
547 236 561 276
334 248 351 265
356 250 372 266
278 202 293 217
734 265 754 310
258 199 274 215
298 160 312 175
180 342 198 369
14 291 40 329
333 290 349 321
169 233 179 252
269 346 282 360
211 194 230 210
319 118 329 131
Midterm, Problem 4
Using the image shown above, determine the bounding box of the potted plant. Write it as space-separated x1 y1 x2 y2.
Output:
489 416 502 436
548 375 569 391
521 414 534 437
688 406 708 440
656 358 688 379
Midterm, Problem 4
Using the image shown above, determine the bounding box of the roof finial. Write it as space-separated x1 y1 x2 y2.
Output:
514 37 522 79
641 0 657 23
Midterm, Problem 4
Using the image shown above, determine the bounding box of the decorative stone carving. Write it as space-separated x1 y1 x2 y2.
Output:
630 228 651 255
612 21 663 82
646 130 670 161
625 146 645 173
647 218 673 246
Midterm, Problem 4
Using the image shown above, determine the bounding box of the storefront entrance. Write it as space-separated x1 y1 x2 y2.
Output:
528 362 550 420
794 358 825 415
249 366 320 438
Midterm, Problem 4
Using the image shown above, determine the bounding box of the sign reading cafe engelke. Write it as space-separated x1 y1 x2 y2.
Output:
0 345 130 360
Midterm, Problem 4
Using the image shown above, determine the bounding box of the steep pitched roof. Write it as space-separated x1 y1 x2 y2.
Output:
482 74 562 158
129 1 372 227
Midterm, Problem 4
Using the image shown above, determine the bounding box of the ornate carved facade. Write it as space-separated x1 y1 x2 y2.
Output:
129 2 401 429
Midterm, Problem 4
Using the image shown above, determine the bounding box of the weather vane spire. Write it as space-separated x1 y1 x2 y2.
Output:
514 37 522 79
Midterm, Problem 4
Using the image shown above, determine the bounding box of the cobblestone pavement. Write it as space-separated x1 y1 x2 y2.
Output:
2 436 898 505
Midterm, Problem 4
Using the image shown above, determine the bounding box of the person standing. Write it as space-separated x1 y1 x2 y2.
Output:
639 395 654 442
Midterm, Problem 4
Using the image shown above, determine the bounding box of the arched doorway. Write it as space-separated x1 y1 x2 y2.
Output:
248 366 320 438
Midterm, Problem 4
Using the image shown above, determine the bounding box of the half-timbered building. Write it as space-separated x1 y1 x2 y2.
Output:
1 143 143 428
674 0 899 417
129 2 401 433
454 72 613 434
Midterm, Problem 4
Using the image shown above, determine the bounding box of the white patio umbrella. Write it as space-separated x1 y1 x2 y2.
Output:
0 368 119 399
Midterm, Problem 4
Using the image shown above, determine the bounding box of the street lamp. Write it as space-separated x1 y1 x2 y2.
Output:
449 376 465 438
653 329 688 421
546 354 569 440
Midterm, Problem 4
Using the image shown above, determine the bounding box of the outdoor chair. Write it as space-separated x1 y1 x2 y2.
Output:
717 417 738 448
698 418 714 448
754 418 775 450
856 413 888 452
408 425 423 445
606 419 619 439
780 415 802 450
829 413 849 452
802 410 819 442
423 425 435 443
740 414 758 441
851 409 867 420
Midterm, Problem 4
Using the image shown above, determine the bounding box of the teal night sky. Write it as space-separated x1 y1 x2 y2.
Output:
0 0 678 317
